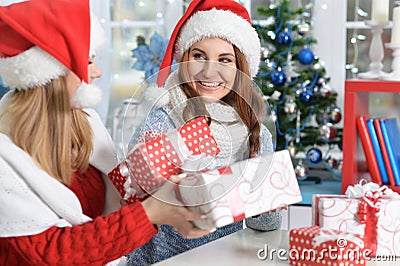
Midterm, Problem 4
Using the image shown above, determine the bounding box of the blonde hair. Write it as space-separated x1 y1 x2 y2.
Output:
0 78 93 185
178 45 265 156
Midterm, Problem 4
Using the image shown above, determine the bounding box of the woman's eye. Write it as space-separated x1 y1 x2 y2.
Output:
219 57 233 63
193 53 206 60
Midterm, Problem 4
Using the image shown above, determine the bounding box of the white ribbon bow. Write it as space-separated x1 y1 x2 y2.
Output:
345 180 400 200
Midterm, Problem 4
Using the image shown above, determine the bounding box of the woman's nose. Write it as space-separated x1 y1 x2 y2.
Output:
90 62 102 81
202 60 219 77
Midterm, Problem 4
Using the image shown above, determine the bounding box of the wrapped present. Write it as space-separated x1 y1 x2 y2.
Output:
177 150 302 229
108 116 220 204
312 182 400 256
289 226 367 266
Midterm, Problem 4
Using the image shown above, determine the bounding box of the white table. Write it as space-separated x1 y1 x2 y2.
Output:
153 229 398 265
154 229 290 265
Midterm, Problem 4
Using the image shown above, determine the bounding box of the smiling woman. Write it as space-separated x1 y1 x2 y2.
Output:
0 1 211 264
126 0 281 265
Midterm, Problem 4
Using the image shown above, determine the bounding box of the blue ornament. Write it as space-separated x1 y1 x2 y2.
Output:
277 32 292 45
306 147 323 165
298 48 314 65
271 71 287 86
299 90 313 103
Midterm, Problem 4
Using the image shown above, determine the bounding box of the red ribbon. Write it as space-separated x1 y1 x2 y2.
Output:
357 192 381 256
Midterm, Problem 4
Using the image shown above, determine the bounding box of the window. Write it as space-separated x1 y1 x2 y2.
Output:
92 0 183 126
92 0 395 129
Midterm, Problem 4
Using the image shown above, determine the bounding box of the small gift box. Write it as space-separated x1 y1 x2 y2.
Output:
289 226 367 266
312 182 400 256
177 150 302 229
108 117 220 204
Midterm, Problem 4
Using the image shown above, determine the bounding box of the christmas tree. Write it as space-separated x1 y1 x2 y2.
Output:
254 0 342 181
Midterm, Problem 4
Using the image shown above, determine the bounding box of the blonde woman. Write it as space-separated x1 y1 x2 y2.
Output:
0 1 210 265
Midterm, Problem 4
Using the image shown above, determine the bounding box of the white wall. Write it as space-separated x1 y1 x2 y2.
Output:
312 0 347 117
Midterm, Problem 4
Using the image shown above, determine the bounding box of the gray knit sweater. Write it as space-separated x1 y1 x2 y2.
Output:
126 107 281 265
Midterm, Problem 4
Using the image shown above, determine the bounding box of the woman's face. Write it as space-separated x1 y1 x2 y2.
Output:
66 57 102 107
187 38 237 100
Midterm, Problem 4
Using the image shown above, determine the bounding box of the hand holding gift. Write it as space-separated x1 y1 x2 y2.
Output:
177 150 302 229
142 174 213 238
108 117 220 204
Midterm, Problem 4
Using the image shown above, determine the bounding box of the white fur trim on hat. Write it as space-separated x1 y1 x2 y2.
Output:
0 14 105 91
174 8 261 77
0 46 67 90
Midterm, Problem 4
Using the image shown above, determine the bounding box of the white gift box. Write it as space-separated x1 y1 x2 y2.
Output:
312 184 400 256
177 150 302 229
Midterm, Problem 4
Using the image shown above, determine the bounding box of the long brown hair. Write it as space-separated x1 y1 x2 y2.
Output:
178 44 265 156
0 78 93 185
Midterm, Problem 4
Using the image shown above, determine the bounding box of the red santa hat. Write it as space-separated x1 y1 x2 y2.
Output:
0 0 104 90
157 0 261 87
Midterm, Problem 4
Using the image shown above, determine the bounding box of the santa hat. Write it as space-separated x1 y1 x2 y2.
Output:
0 0 105 90
157 0 261 87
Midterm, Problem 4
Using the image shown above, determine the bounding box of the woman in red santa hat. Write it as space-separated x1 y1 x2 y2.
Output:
127 0 281 265
0 1 212 265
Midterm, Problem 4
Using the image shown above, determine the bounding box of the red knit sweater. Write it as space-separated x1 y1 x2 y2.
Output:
0 166 157 265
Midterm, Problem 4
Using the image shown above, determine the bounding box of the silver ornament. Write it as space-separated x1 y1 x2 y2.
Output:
298 23 310 34
284 97 297 114
319 84 332 97
326 157 339 169
313 62 321 70
270 108 277 122
295 160 309 179
261 47 270 60
319 123 337 142
288 143 296 157
318 77 326 84
329 106 342 124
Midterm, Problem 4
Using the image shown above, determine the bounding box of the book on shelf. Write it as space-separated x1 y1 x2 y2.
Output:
379 118 400 186
373 118 396 186
366 118 389 185
356 115 382 185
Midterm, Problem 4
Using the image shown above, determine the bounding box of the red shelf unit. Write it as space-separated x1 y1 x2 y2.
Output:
342 80 400 194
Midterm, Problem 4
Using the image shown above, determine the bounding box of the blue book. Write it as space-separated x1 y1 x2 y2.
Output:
366 118 389 184
380 118 400 186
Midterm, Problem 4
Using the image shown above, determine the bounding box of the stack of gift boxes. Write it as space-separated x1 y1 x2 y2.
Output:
108 116 303 227
289 182 400 266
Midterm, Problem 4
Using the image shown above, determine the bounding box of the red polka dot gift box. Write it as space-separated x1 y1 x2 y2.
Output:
177 150 303 229
289 226 368 266
108 117 220 204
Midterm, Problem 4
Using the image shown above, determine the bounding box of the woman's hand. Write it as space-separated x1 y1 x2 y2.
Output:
142 175 213 239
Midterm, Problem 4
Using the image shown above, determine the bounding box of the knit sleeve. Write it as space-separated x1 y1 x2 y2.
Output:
245 211 282 231
260 124 274 154
1 203 157 266
128 107 175 148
